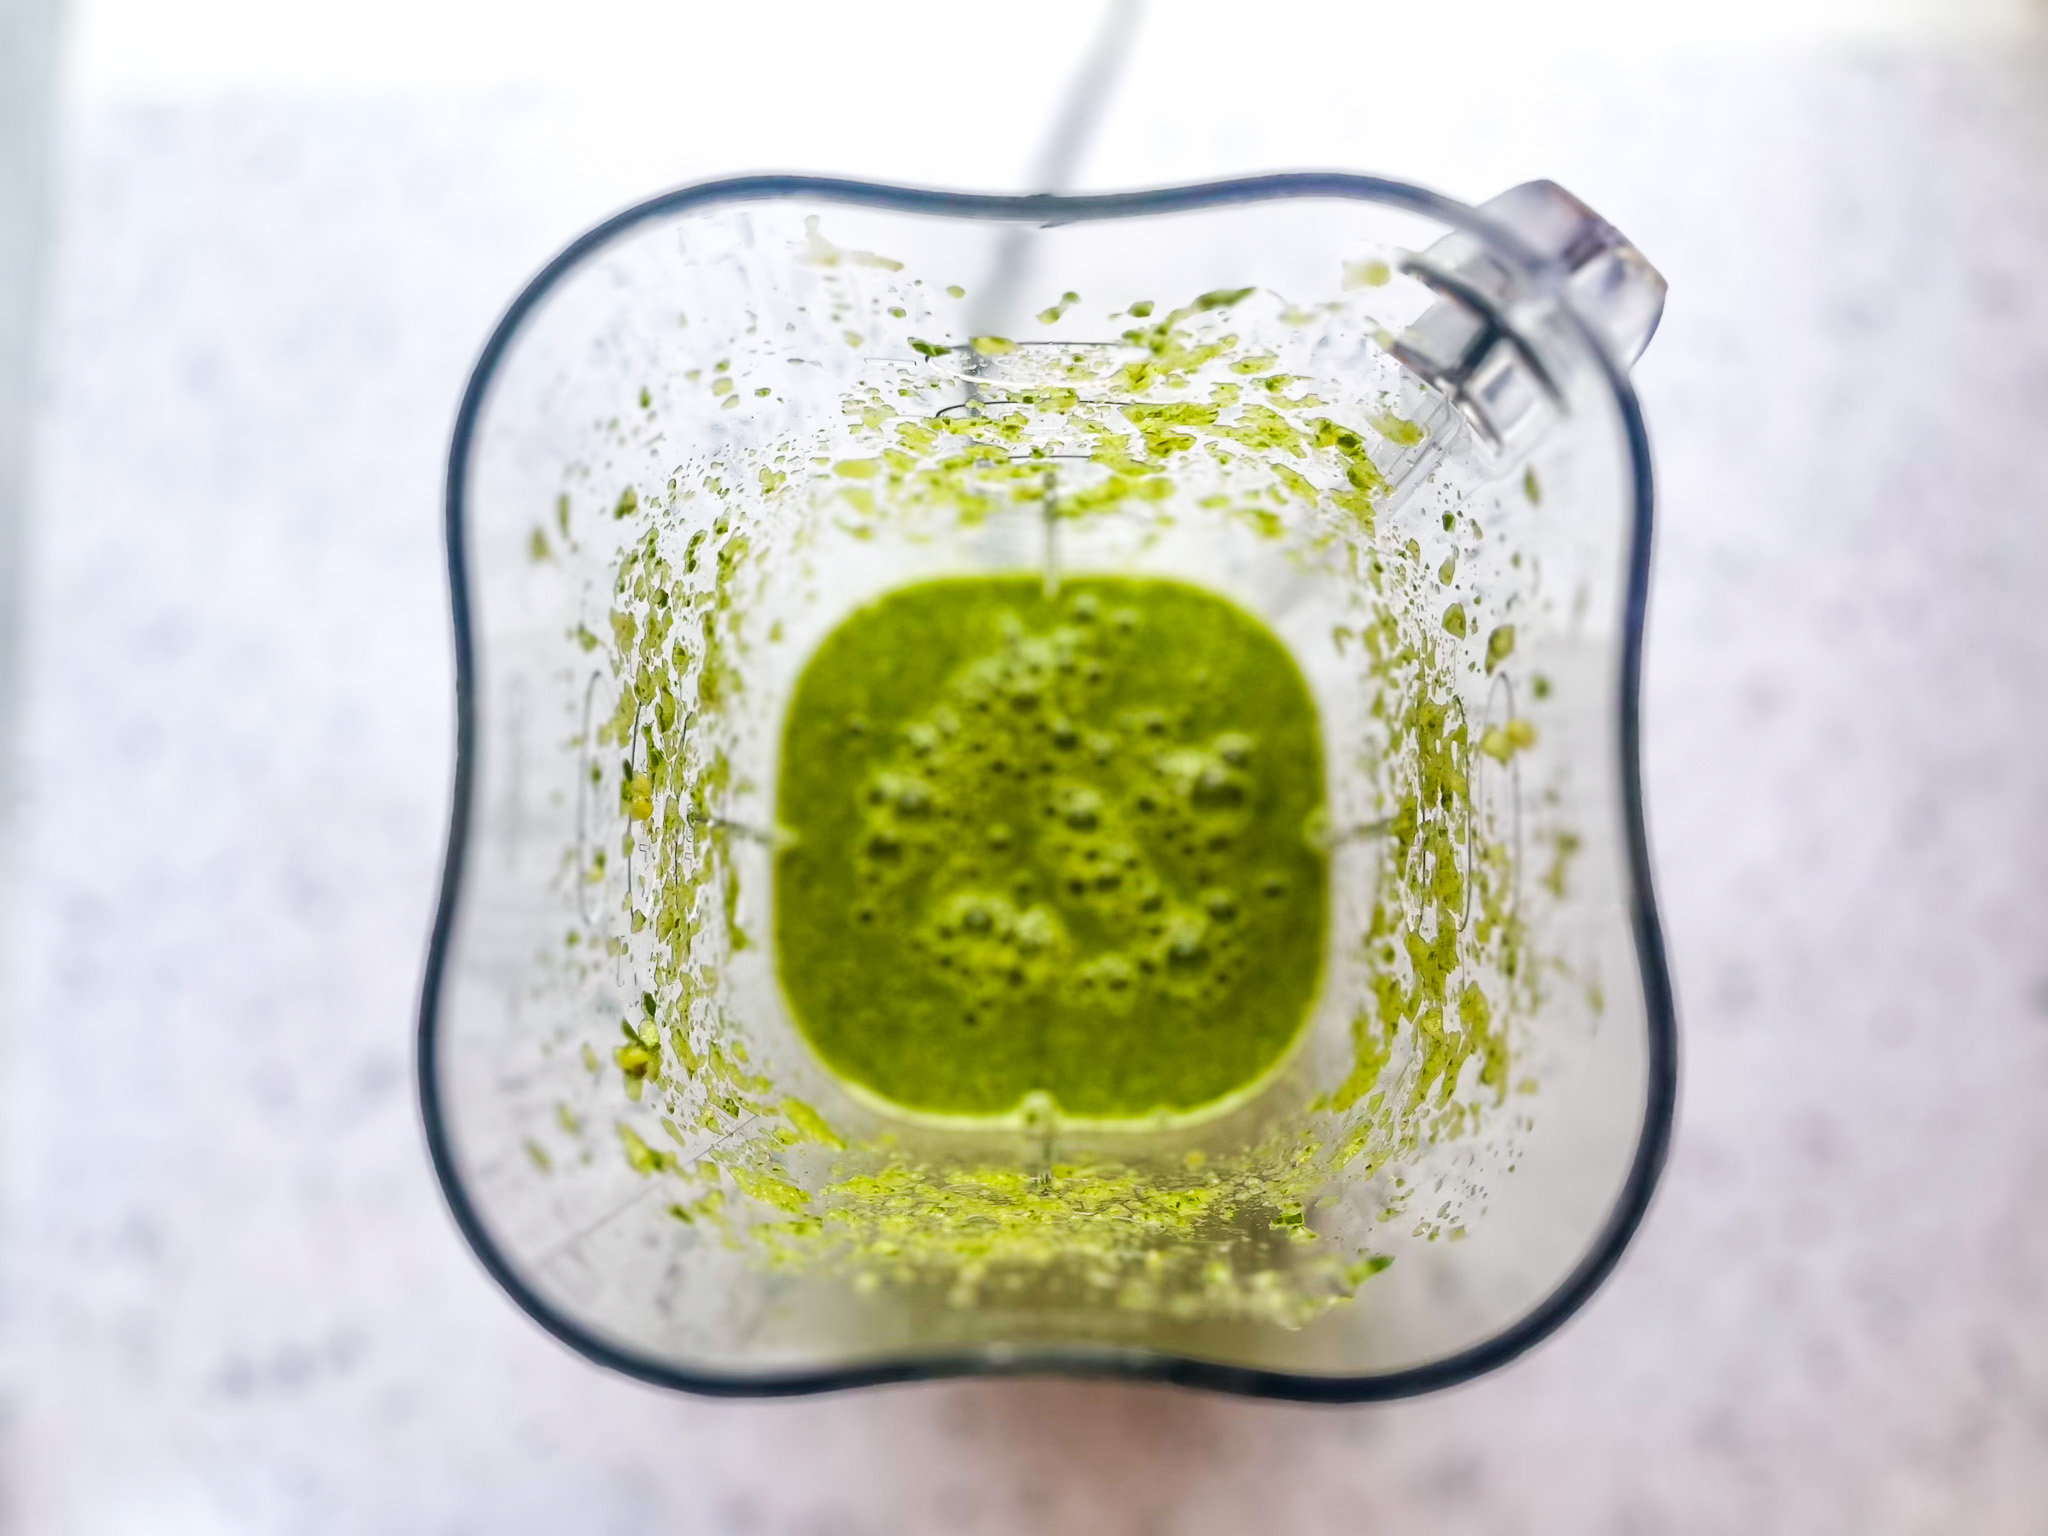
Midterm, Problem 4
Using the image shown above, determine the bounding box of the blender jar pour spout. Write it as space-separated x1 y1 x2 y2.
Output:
1389 180 1666 471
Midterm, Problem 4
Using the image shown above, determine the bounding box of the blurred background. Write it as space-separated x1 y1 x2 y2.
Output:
3 1 2046 1531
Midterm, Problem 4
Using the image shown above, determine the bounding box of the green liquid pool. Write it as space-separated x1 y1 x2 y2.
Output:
773 576 1328 1121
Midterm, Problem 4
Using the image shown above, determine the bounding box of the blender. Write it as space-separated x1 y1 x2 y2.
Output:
419 172 1676 1398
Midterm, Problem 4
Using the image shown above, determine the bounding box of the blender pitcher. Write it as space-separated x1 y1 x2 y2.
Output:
420 174 1676 1399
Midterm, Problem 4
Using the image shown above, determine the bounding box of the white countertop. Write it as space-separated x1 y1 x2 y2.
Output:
6 9 2047 1532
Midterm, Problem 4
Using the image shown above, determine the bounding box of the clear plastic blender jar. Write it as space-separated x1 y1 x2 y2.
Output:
420 174 1676 1398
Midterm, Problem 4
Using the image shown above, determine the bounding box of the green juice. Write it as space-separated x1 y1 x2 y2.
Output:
773 576 1328 1121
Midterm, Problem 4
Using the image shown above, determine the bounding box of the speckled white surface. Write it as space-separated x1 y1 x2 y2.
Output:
6 28 2048 1536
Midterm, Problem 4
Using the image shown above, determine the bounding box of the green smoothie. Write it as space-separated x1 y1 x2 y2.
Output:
773 576 1328 1121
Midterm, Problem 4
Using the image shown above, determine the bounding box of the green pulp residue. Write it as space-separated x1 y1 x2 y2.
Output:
776 577 1326 1120
537 249 1562 1327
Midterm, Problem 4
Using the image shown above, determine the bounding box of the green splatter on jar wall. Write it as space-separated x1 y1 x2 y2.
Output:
532 251 1568 1327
